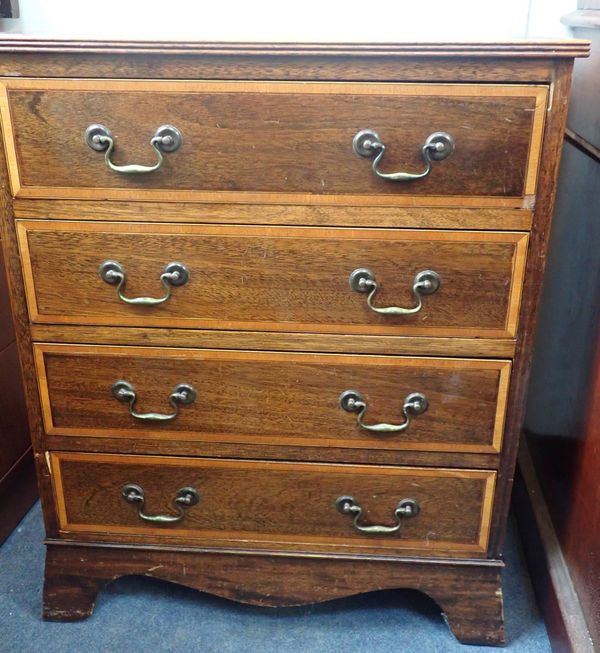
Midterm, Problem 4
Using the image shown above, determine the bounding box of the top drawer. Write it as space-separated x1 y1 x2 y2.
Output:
0 80 547 206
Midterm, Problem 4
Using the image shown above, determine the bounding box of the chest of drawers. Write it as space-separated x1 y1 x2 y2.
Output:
0 38 589 646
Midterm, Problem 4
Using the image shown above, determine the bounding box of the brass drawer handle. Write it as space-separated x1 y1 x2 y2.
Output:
339 389 428 433
85 123 182 174
112 380 197 422
99 260 189 306
349 268 440 316
336 496 419 534
122 484 200 524
353 129 454 181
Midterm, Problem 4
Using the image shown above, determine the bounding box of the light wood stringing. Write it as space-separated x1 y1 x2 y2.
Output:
0 39 586 642
34 344 511 454
17 221 529 338
12 199 535 231
49 451 496 554
29 324 517 358
0 79 547 205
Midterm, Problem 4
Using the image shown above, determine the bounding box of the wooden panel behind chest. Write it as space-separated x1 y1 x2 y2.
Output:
18 221 528 338
0 80 547 204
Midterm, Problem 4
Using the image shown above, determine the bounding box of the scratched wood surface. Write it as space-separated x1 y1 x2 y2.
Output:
0 38 586 644
12 199 534 231
18 221 528 338
51 451 495 555
42 542 506 644
1 80 545 202
34 343 510 454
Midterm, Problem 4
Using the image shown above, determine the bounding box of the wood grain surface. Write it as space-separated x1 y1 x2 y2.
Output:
0 38 586 643
42 542 506 644
0 40 589 95
0 55 564 86
0 80 546 203
35 344 510 454
18 221 528 338
12 199 535 231
50 452 496 555
487 62 575 557
0 38 588 57
0 243 14 350
29 324 517 358
0 112 59 540
42 433 500 470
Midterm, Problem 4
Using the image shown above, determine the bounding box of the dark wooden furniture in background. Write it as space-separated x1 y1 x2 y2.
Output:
0 231 36 544
563 339 600 647
516 8 600 652
0 38 589 646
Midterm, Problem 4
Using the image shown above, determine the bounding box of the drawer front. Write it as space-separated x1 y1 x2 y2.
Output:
50 452 496 555
19 221 528 338
35 344 510 454
1 80 546 205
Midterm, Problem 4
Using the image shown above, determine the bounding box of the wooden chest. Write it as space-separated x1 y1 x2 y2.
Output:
0 38 589 645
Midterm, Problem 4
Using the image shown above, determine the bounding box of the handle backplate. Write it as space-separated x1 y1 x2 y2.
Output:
349 268 440 316
86 124 182 153
122 483 200 524
339 389 428 433
335 495 420 534
112 380 197 422
353 129 454 182
85 123 182 174
350 268 440 296
100 260 189 286
99 260 189 306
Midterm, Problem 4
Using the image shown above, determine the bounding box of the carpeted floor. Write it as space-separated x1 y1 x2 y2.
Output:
0 502 550 653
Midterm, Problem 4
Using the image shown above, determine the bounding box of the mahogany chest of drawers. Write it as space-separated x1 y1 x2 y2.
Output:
0 38 589 646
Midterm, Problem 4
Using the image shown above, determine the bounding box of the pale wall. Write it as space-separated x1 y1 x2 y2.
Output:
0 0 575 41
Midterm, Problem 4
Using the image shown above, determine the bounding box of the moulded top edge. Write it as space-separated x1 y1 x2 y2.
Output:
0 37 590 58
